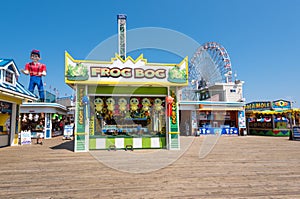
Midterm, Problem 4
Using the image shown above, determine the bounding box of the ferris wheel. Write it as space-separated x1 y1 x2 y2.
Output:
189 42 233 87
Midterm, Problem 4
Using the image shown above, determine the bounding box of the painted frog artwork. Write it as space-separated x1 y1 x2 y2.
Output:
66 63 89 81
167 66 187 83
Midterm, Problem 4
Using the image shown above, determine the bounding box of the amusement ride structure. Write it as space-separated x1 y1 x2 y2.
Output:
182 42 233 101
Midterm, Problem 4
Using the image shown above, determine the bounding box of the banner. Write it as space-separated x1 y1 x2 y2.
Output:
238 111 246 128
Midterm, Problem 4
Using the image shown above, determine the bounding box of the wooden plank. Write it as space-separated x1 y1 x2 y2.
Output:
0 136 299 198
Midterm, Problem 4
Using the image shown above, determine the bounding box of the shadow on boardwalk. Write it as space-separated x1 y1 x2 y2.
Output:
50 139 74 151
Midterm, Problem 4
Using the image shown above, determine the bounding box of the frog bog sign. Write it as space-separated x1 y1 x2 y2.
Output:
65 52 188 86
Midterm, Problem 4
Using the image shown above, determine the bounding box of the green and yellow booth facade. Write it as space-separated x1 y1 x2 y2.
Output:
65 52 188 152
245 99 298 136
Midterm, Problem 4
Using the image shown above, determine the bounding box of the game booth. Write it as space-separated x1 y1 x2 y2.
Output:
0 59 37 147
65 52 188 152
179 101 245 136
20 103 68 139
245 99 298 136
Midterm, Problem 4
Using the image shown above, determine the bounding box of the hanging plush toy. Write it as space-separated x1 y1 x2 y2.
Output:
118 98 127 113
130 98 139 112
142 98 151 112
94 98 104 113
28 113 33 121
34 114 39 122
106 97 115 115
22 114 27 122
141 98 151 117
154 98 163 113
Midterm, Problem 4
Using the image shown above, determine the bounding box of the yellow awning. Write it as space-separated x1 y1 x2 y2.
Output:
246 109 300 115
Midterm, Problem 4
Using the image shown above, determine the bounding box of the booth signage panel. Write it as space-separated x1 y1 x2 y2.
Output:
65 52 188 86
293 126 300 139
21 131 31 145
76 85 85 132
199 127 238 135
89 86 167 95
272 100 291 110
245 100 292 111
63 125 74 139
245 101 272 111
238 111 246 128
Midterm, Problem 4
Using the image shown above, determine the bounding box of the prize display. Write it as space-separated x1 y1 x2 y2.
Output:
92 96 166 136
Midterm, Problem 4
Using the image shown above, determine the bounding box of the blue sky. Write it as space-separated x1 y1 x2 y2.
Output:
1 0 300 107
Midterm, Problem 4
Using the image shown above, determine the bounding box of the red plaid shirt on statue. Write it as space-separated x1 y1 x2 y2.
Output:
25 62 46 76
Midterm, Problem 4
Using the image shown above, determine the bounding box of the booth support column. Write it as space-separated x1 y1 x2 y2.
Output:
74 85 89 152
168 87 180 150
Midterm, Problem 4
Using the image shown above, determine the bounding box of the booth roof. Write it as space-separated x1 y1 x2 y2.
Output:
179 100 245 111
0 58 37 100
0 80 37 100
179 100 245 106
246 108 300 115
20 102 68 111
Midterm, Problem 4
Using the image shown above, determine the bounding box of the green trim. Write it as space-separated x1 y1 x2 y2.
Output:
88 86 167 95
89 138 96 149
90 135 165 138
170 134 179 149
160 137 166 147
75 132 86 135
76 134 86 151
106 137 115 148
142 138 151 148
88 137 166 149
124 138 133 146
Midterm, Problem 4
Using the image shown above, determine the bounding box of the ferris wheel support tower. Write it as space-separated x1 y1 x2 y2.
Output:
117 14 127 60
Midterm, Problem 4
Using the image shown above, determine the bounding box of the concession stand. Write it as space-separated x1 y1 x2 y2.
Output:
65 52 188 152
0 58 37 147
245 99 298 136
20 103 68 139
179 81 246 136
179 101 245 136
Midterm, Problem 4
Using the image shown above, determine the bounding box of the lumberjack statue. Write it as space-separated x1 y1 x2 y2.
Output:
21 49 47 102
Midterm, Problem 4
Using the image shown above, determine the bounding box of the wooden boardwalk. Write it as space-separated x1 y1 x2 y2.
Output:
0 136 300 199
